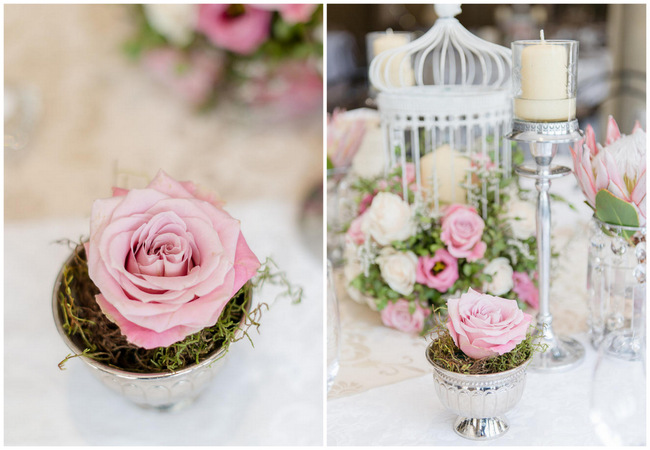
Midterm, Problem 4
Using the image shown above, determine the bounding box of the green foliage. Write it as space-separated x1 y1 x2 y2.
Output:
595 189 640 239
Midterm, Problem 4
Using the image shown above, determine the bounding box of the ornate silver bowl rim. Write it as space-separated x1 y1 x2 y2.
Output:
52 247 250 380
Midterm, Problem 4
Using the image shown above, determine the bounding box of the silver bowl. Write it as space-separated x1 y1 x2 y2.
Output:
426 342 531 440
52 248 250 411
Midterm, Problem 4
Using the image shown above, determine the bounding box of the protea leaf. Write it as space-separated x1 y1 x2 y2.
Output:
595 189 640 240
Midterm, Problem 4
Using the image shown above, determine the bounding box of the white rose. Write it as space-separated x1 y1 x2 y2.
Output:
362 192 415 245
144 4 198 46
483 257 514 296
505 197 536 240
376 248 418 296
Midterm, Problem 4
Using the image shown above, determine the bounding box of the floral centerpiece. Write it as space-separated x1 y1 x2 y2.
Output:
125 4 323 113
425 289 541 440
54 171 300 408
343 150 541 334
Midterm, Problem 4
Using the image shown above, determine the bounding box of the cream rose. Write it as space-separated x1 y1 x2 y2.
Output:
505 197 536 240
376 248 418 296
483 257 514 296
362 192 415 245
144 4 198 46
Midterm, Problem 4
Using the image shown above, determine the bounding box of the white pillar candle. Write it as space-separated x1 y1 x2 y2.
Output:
420 144 470 205
373 30 415 87
513 31 576 122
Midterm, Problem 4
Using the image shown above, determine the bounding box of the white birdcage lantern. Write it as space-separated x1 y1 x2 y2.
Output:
369 4 513 217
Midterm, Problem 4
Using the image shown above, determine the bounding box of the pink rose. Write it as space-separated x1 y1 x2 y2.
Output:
142 49 224 105
440 204 487 262
86 170 260 349
446 288 534 359
358 193 374 215
416 249 459 292
346 213 366 245
197 4 272 55
380 299 430 334
513 271 539 309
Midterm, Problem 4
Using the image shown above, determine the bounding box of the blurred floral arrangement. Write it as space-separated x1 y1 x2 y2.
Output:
125 4 323 113
327 108 367 171
570 116 646 237
342 150 544 335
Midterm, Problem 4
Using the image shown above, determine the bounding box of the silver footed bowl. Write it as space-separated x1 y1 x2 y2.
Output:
52 249 250 412
426 342 531 440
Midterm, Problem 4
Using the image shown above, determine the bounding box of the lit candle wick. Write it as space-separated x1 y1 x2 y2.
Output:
540 29 545 41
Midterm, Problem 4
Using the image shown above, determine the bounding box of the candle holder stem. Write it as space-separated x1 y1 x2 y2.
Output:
508 120 586 372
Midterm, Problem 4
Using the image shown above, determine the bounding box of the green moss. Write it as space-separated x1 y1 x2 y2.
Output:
57 245 274 373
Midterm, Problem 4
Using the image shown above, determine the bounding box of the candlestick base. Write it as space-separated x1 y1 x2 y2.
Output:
530 335 585 372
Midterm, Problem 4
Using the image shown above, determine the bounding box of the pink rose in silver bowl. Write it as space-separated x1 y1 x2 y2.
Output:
440 204 487 262
415 249 458 292
446 288 533 359
380 299 430 334
86 170 260 349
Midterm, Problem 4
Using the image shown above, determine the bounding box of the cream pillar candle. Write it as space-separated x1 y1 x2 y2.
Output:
420 144 470 205
373 30 415 87
513 31 576 122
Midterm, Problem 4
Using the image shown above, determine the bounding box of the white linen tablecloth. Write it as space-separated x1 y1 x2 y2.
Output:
328 332 643 446
4 200 323 446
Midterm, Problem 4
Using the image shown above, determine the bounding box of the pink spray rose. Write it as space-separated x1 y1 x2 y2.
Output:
197 4 272 55
380 299 430 334
440 204 487 262
513 271 539 310
415 249 459 292
446 288 534 359
143 49 224 105
346 212 366 246
86 170 260 349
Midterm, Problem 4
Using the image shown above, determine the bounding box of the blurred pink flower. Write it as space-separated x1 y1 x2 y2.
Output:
197 4 272 55
570 116 646 225
241 60 323 115
277 4 318 23
416 249 459 292
346 212 366 246
380 299 430 334
441 204 487 262
328 108 366 169
512 271 538 310
143 49 224 105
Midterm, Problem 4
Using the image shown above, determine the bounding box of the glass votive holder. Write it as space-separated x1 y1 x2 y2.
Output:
366 30 415 90
512 39 578 122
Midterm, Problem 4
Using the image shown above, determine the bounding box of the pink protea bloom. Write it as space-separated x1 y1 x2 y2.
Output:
415 249 459 292
570 116 646 225
512 271 539 310
197 4 272 55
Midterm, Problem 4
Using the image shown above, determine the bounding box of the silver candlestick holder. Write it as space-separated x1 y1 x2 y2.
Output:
507 119 585 371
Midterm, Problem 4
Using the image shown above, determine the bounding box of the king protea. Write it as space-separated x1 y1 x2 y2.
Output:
570 116 646 226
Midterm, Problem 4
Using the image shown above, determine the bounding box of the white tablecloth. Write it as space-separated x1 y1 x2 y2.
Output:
4 200 323 445
328 334 617 446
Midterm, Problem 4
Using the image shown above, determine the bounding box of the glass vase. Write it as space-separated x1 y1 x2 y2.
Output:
587 216 646 359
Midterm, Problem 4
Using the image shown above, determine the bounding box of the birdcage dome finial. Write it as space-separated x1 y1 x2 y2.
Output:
369 3 511 92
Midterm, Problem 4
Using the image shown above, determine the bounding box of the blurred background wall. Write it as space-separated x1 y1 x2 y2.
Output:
4 4 323 221
327 3 645 139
